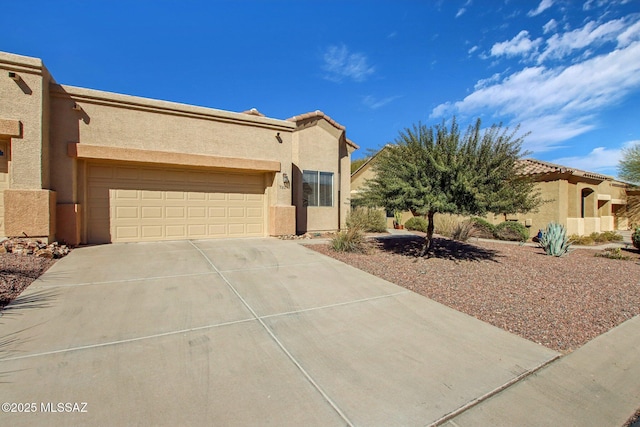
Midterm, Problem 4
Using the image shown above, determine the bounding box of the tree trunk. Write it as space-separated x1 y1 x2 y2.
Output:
420 211 435 257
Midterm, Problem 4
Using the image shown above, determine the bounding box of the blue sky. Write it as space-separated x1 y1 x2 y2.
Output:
3 0 639 177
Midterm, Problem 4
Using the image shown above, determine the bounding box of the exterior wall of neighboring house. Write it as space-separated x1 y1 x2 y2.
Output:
1 51 355 243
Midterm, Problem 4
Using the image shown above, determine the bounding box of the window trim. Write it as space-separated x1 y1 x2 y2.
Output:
302 170 334 207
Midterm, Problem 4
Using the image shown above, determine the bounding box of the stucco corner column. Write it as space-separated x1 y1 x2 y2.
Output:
269 206 296 236
4 189 56 242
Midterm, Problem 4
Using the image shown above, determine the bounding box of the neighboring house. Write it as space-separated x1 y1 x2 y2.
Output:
351 149 638 235
489 158 635 236
0 51 357 244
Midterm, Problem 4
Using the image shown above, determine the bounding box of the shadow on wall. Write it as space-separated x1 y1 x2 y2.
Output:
292 164 307 234
50 86 88 244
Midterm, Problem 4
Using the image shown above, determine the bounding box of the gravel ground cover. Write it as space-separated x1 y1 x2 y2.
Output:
0 253 55 309
311 235 640 354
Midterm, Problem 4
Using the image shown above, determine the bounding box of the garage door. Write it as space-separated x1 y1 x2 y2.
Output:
86 163 266 243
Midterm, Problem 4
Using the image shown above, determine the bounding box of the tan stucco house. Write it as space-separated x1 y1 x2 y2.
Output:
351 150 638 236
1 51 357 245
490 158 636 235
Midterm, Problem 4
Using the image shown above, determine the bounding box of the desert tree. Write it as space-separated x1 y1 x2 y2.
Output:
619 142 640 185
354 118 541 255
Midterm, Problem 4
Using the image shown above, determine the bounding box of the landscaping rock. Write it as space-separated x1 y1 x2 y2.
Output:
1 238 71 259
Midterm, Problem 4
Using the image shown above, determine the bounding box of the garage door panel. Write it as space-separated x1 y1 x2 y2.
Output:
87 163 266 243
141 225 163 239
116 206 139 219
165 207 186 219
141 206 163 219
115 225 139 240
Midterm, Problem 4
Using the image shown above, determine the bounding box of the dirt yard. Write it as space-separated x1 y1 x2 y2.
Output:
311 235 640 354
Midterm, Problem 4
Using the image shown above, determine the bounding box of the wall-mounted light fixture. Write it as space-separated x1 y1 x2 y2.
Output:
8 72 20 81
282 172 290 188
275 132 283 143
72 103 82 111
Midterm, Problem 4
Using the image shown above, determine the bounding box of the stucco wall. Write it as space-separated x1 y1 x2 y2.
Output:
49 84 294 207
0 52 50 190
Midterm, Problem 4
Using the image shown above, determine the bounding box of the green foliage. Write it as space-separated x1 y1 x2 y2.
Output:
405 217 428 232
469 217 496 238
346 208 387 232
331 228 366 253
355 118 540 216
494 221 529 242
619 142 640 185
393 210 403 225
633 227 640 250
351 156 371 174
353 117 541 254
451 220 476 242
539 222 571 257
594 247 631 261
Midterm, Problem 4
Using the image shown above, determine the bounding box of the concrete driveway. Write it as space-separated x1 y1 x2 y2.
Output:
0 238 558 426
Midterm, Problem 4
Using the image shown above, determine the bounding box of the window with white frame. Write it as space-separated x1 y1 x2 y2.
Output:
302 170 333 207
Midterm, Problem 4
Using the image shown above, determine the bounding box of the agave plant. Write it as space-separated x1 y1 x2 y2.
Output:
539 222 571 257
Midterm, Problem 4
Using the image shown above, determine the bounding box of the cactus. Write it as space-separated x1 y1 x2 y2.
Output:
539 222 571 257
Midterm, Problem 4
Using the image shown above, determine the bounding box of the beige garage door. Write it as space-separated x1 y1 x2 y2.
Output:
86 163 266 243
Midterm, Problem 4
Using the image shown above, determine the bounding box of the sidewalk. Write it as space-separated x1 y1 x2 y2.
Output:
443 315 640 426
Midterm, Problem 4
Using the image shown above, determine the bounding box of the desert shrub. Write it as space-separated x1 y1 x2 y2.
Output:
594 247 631 261
405 216 428 232
346 208 387 232
469 217 496 239
451 220 476 242
494 221 529 242
433 214 461 237
598 231 623 242
331 227 366 253
569 231 623 245
569 234 595 245
633 227 640 250
539 222 571 257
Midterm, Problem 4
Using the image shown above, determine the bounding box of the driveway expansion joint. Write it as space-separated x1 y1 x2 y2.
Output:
0 317 256 362
188 239 356 427
31 271 219 289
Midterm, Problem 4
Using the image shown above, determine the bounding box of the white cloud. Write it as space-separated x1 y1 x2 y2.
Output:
456 8 467 18
618 19 640 47
551 142 639 174
473 72 502 90
362 95 401 110
468 45 479 54
528 0 554 17
543 19 558 34
490 30 542 58
322 45 375 83
538 18 628 62
431 40 640 152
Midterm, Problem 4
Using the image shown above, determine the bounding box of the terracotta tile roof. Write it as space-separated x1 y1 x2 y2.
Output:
346 138 359 150
287 110 346 131
516 158 612 181
516 158 570 175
